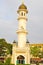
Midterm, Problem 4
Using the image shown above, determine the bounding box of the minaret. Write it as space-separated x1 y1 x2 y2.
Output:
17 2 28 48
11 1 30 64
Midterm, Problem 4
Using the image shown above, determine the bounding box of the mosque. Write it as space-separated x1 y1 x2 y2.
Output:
11 1 30 65
11 1 43 65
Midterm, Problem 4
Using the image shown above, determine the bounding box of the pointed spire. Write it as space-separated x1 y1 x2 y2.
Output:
22 0 24 4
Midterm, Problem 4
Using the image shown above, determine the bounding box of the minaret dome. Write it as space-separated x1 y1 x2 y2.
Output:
19 4 27 9
17 3 28 13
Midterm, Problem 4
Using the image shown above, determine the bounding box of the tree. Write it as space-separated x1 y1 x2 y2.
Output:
0 57 14 65
41 51 43 58
0 38 12 56
0 39 8 56
7 44 12 55
39 51 43 58
30 46 41 57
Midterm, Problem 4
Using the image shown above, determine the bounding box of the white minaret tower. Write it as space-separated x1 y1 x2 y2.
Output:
11 1 30 65
17 2 28 48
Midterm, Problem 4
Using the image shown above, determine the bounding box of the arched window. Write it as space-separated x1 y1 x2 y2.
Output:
21 12 23 16
24 13 25 16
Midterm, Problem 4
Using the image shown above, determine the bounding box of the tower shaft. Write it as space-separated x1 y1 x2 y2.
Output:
17 4 28 48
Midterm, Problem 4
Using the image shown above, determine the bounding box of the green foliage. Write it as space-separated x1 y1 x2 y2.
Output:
30 45 43 58
39 51 43 58
0 62 3 65
17 64 30 65
30 46 41 57
0 57 14 65
41 51 43 58
0 38 12 57
5 57 11 64
36 62 39 65
0 39 7 56
0 38 12 63
7 44 12 55
4 57 14 65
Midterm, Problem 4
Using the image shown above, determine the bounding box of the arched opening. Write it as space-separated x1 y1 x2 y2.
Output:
24 13 25 16
16 55 25 64
21 12 23 16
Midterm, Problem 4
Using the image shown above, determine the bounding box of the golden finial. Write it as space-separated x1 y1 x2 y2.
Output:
22 0 24 4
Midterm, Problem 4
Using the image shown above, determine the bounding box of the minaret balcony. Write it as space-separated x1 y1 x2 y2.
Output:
16 29 28 34
18 16 28 21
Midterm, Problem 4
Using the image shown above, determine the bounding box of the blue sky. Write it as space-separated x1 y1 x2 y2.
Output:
0 0 43 43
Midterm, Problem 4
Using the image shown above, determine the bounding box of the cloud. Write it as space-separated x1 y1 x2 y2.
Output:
0 0 43 43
